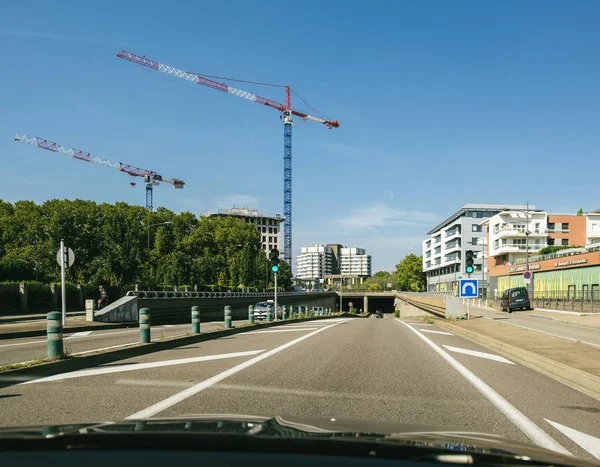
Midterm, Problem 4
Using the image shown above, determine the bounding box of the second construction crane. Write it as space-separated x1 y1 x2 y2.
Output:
15 133 184 211
116 51 339 264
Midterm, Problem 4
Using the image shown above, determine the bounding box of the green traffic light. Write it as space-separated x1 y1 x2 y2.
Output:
271 265 279 273
466 266 474 274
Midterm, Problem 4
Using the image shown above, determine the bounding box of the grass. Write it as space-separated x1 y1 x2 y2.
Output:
425 318 435 325
0 356 62 373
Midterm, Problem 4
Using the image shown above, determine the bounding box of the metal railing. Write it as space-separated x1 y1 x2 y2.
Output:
125 290 330 299
513 247 587 265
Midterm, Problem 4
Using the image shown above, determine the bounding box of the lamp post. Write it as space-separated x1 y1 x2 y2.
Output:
147 221 172 291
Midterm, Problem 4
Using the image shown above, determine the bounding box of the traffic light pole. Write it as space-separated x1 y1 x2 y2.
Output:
274 272 278 321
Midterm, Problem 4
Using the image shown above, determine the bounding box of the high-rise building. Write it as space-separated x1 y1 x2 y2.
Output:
340 247 372 277
205 207 284 253
422 204 533 293
296 245 334 281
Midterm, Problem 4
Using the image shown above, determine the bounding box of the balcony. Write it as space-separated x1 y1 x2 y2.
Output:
495 243 546 254
444 242 460 252
496 227 547 238
588 231 600 239
445 228 460 239
548 228 570 234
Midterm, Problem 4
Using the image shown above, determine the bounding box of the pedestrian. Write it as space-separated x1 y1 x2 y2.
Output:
100 286 108 308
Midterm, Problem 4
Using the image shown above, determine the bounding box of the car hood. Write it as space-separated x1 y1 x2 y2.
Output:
0 414 590 466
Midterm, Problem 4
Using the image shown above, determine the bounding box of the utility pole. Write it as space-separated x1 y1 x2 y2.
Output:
525 202 530 295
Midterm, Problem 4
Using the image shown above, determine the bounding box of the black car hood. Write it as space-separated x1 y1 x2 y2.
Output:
0 414 590 466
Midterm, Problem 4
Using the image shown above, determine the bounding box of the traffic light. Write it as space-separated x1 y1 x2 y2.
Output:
269 249 280 273
465 250 474 274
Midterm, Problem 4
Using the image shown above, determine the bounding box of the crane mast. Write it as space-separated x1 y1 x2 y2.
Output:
117 50 338 263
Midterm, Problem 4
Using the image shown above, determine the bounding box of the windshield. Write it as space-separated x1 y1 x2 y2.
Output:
1 1 599 464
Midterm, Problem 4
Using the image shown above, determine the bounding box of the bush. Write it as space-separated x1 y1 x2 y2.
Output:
27 282 53 311
394 309 400 318
0 282 20 313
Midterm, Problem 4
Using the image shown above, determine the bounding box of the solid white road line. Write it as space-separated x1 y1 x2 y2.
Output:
545 419 600 460
126 319 346 419
243 327 322 334
442 345 515 365
22 349 265 385
0 338 47 349
396 319 570 456
71 341 140 356
419 329 454 336
482 317 600 349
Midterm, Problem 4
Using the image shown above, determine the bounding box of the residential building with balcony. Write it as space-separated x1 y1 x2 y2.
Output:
585 213 600 246
205 207 283 254
340 247 372 277
422 204 533 293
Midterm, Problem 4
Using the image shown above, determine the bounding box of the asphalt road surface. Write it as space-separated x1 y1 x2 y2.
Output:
470 307 600 348
0 316 599 461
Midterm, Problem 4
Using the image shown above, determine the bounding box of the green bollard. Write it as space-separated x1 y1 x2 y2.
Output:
282 305 287 320
191 306 200 334
47 311 64 359
267 305 273 322
248 305 255 324
139 308 151 343
225 305 232 328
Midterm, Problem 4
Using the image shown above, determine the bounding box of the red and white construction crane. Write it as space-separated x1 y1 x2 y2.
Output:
14 133 184 211
116 50 339 264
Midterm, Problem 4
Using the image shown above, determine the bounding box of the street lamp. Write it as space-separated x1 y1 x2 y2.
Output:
147 221 172 290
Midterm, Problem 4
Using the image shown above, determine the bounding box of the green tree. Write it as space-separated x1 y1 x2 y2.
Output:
395 254 425 291
577 207 583 216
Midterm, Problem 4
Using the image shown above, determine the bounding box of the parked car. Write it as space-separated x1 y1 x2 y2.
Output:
500 287 531 313
376 309 383 318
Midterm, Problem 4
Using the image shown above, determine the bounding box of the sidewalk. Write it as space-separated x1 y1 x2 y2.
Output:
437 317 600 399
0 311 85 324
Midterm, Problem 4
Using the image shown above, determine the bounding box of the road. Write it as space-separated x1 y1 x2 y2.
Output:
470 307 600 348
0 320 247 365
0 316 599 461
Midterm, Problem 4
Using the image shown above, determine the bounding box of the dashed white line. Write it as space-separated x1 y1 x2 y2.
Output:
396 319 570 455
419 329 454 336
127 319 347 419
442 345 515 365
243 327 322 334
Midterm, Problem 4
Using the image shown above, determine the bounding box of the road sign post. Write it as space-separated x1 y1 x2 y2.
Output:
56 240 75 327
523 271 532 285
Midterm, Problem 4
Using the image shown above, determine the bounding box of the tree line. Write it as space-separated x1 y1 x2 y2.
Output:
0 199 292 290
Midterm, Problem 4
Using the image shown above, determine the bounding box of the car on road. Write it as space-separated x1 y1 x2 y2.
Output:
253 301 282 320
500 287 531 313
376 309 383 318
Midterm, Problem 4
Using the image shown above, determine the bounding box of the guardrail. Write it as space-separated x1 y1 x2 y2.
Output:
125 290 329 299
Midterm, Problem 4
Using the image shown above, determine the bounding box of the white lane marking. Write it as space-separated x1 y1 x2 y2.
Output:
243 327 322 334
0 338 47 349
21 350 265 385
396 320 570 455
65 331 93 339
545 419 600 460
419 329 454 336
442 345 515 365
482 317 600 349
127 319 347 419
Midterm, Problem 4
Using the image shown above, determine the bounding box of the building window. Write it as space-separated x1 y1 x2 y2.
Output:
562 239 569 246
434 246 441 254
426 240 431 248
274 228 277 234
471 237 478 246
471 211 482 218
426 261 431 268
562 223 569 231
269 227 273 234
494 239 499 249
548 222 555 231
262 236 266 243
535 223 540 233
426 251 431 258
547 238 555 246
435 236 441 243
472 225 482 232
474 264 482 271
493 224 500 234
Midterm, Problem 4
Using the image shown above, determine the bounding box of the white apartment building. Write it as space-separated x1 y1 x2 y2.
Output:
487 210 548 266
586 213 600 245
340 247 372 277
296 245 334 280
422 204 533 292
205 207 284 254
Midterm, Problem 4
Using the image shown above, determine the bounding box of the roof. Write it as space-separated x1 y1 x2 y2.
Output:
205 207 284 221
426 204 535 235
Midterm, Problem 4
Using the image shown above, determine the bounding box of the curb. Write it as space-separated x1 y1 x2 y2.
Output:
0 314 350 387
436 320 600 401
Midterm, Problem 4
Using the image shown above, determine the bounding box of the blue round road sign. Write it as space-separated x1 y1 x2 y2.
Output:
523 271 532 280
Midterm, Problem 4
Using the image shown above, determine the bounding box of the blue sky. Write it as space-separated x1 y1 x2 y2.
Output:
1 1 599 272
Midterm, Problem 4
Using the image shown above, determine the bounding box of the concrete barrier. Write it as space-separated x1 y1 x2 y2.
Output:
91 292 338 324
